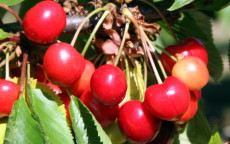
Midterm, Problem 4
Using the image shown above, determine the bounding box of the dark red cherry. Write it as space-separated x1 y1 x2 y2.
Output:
144 76 190 121
69 60 95 97
33 65 47 84
43 42 85 87
160 37 208 74
23 1 66 44
90 64 127 105
80 88 119 128
0 79 20 118
117 100 162 143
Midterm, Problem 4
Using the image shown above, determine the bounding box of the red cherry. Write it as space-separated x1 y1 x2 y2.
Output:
80 88 119 128
59 92 71 123
43 42 85 87
33 65 47 84
172 56 209 90
160 37 208 74
117 100 162 143
69 60 95 97
144 76 190 121
0 79 20 118
23 1 66 44
176 91 198 124
90 64 127 105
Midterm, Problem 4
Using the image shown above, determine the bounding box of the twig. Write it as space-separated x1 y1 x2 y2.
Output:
19 53 28 97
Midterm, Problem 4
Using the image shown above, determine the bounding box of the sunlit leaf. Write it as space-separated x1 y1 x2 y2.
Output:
27 84 74 144
4 97 44 144
208 126 222 144
168 0 195 11
0 0 24 6
70 96 112 144
0 29 10 40
0 118 7 144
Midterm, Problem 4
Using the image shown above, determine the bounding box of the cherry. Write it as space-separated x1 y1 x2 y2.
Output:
90 64 127 105
176 91 198 124
0 79 20 118
117 100 162 143
160 37 208 74
172 56 209 90
33 65 47 84
69 60 95 97
144 76 190 121
80 88 119 128
192 90 202 100
43 42 85 87
23 1 66 44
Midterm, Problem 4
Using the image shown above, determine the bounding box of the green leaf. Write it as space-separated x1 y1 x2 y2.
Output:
166 12 223 81
27 84 74 144
69 96 112 144
194 0 230 11
0 118 7 144
0 0 24 6
174 102 212 144
0 29 10 40
168 0 195 11
4 97 44 144
208 126 222 144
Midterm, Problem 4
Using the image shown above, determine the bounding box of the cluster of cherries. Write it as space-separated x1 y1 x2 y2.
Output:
0 1 210 144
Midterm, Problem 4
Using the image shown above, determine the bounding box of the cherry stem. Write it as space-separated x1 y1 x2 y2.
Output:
0 4 23 26
81 10 110 56
153 43 178 62
138 0 178 42
0 52 16 68
124 55 131 100
5 44 10 80
114 22 130 66
140 28 167 79
27 63 30 80
70 7 109 47
143 59 147 89
122 8 163 84
19 53 28 97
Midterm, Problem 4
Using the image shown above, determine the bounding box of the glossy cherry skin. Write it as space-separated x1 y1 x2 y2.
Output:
0 79 20 118
90 64 127 105
33 65 47 84
172 56 209 91
144 76 190 121
69 60 95 97
43 42 85 87
176 91 198 124
23 1 66 44
160 37 208 74
117 100 162 143
80 88 119 128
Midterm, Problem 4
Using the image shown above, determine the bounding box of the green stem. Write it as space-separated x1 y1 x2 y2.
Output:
124 55 131 99
143 58 147 90
70 7 109 47
81 10 110 56
5 44 10 80
154 43 178 62
138 0 178 42
27 63 30 80
114 22 130 66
